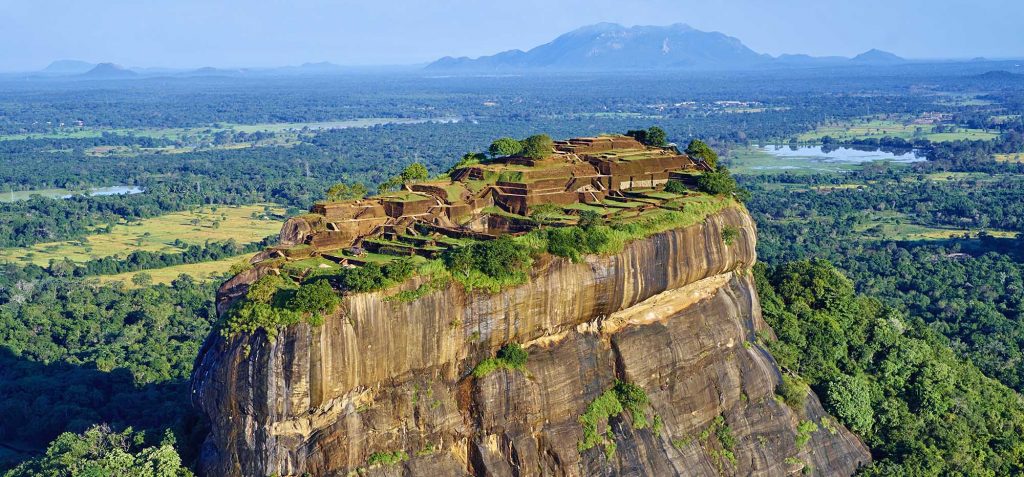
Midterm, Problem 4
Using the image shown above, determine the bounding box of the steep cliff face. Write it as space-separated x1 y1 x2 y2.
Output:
191 207 870 476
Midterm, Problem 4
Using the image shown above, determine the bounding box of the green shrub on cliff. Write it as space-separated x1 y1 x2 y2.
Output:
777 374 809 409
443 236 532 292
722 225 739 245
366 450 408 467
472 343 528 378
697 167 749 203
545 225 613 262
664 179 689 194
287 279 340 325
337 257 415 293
520 134 554 159
488 137 524 157
221 274 320 338
578 380 657 458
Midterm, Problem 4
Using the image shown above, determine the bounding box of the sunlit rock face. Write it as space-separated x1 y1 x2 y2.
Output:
191 207 870 476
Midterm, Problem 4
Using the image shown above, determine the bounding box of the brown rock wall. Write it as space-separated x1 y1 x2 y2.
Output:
191 207 870 476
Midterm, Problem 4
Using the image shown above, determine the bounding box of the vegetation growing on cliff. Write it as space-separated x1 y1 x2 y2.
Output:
700 415 737 470
756 260 1024 476
443 236 533 292
472 343 528 378
221 274 340 338
366 450 409 467
578 380 658 459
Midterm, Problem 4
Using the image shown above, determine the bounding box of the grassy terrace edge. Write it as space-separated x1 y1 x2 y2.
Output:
218 194 740 340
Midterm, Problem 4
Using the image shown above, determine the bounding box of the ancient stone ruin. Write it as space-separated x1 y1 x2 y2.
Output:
267 135 711 268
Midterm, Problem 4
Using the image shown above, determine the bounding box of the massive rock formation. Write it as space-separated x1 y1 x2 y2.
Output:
191 206 870 476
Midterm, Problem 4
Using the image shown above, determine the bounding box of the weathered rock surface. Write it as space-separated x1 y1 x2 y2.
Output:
191 207 870 476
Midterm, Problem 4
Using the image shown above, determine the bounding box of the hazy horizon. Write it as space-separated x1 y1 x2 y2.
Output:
2 0 1023 72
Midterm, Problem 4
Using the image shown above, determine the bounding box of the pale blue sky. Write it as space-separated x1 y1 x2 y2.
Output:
1 0 1021 71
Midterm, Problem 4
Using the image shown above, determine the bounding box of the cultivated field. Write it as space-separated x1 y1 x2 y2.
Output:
0 204 285 267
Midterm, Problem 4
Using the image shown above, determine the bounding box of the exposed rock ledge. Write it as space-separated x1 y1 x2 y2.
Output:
191 206 870 476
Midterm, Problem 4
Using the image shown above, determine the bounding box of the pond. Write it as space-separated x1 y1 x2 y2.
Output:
730 145 926 174
66 185 145 198
2 185 144 202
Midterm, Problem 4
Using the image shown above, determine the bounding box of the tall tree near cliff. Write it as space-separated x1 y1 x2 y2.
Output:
686 139 719 168
646 127 667 147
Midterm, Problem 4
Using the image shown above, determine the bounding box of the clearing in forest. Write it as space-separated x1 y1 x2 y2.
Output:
0 204 285 267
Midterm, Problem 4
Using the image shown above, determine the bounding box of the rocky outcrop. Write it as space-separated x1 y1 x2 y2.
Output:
191 206 870 476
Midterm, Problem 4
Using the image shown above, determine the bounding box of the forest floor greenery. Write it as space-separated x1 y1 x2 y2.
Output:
0 204 284 267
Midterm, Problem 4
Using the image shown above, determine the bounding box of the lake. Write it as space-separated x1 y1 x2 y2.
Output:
730 145 926 174
2 185 144 202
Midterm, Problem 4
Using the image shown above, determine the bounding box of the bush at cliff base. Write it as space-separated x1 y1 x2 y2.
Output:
3 425 193 477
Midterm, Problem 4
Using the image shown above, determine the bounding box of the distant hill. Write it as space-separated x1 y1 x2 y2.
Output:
41 60 96 75
428 23 910 72
429 23 771 71
851 49 905 64
976 70 1022 80
79 63 138 79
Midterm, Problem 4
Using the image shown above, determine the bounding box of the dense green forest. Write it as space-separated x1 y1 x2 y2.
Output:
0 265 215 469
1 67 1024 473
757 260 1024 475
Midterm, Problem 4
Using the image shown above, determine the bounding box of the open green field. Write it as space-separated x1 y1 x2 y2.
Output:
0 117 457 142
852 210 1018 241
995 153 1024 163
796 119 998 142
0 204 284 267
0 188 78 202
98 253 258 287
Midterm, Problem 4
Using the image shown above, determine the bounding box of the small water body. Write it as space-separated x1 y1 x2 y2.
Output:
60 183 144 196
759 144 924 167
3 185 144 202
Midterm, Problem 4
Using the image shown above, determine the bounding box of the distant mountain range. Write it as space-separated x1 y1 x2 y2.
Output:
22 23 1024 79
427 23 908 72
26 60 411 79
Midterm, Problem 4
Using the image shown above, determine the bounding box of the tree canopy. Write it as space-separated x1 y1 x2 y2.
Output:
686 139 719 168
325 182 368 202
757 260 1024 476
626 126 667 147
520 134 553 160
488 137 524 157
